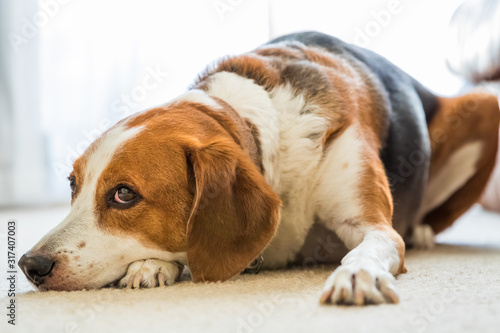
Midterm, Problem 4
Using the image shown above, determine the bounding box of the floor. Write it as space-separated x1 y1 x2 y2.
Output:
1 204 499 333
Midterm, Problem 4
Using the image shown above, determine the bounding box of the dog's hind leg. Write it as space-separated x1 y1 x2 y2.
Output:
417 92 499 236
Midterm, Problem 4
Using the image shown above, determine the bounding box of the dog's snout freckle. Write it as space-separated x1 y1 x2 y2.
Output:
77 241 86 249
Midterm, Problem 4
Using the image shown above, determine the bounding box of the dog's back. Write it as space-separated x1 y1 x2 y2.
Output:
269 31 437 238
268 32 499 241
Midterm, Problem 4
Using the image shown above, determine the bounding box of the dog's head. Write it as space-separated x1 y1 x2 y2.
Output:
19 92 281 291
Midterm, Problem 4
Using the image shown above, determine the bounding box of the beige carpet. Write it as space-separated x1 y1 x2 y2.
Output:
1 205 500 333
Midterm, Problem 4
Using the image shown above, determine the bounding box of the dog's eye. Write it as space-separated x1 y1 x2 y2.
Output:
68 176 77 194
114 187 137 204
107 185 141 209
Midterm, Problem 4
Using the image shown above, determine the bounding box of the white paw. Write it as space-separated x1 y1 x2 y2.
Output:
320 266 399 305
410 224 435 249
119 259 181 289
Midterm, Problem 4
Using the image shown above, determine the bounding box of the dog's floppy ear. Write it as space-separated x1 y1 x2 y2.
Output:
184 136 281 282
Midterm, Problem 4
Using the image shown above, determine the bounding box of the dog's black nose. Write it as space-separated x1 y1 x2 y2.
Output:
18 254 54 284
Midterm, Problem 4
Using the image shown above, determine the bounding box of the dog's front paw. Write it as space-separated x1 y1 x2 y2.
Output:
119 259 181 289
320 266 399 305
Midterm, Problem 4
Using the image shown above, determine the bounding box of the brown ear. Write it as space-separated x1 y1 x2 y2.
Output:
185 136 281 282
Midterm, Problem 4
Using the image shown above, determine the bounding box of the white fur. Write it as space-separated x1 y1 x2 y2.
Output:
312 127 402 304
119 259 180 288
207 75 331 268
313 125 367 245
420 141 483 216
340 229 401 275
322 229 400 304
29 125 187 289
410 224 435 249
171 89 221 109
262 85 334 267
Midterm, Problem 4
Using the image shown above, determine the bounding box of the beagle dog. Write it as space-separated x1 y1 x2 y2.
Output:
19 31 499 305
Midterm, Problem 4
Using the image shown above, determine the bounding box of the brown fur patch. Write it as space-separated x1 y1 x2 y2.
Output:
69 161 86 202
255 45 303 60
194 54 282 92
386 226 406 274
184 133 281 281
424 93 500 233
209 98 262 170
94 107 201 254
245 119 264 173
323 121 350 149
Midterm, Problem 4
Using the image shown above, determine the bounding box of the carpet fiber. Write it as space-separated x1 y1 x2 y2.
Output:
1 205 499 333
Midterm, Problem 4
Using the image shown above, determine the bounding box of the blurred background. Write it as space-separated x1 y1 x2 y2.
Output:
0 0 498 210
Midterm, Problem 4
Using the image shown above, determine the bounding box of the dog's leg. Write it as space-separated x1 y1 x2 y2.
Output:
315 126 405 305
409 224 435 249
419 93 499 234
119 259 182 289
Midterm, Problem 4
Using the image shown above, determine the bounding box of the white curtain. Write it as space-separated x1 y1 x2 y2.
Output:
0 0 46 207
0 0 270 207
